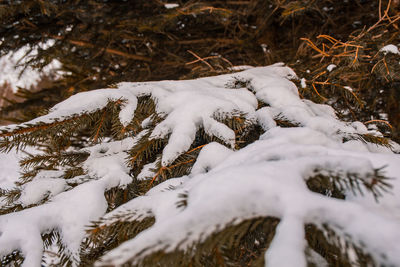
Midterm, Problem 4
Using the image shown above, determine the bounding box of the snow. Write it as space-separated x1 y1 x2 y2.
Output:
1 63 400 266
2 63 372 167
137 158 159 180
0 177 109 266
228 65 254 71
306 247 328 267
266 215 306 267
256 107 277 130
190 142 233 175
18 170 69 207
380 44 400 55
83 138 135 188
0 149 20 189
0 136 141 266
164 3 179 9
344 85 353 92
0 41 62 92
97 135 400 267
300 77 306 88
327 64 336 72
0 147 42 209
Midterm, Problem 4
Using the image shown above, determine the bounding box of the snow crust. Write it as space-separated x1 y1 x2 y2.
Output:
1 64 400 266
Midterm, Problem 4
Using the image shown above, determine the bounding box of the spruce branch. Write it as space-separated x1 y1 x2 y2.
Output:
0 63 399 266
49 35 152 62
307 166 392 200
343 133 392 148
306 223 376 266
19 151 89 170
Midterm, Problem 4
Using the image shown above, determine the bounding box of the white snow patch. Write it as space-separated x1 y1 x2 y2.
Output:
228 65 254 71
164 3 179 9
327 64 336 72
344 86 353 92
380 44 400 55
0 149 20 189
300 78 307 88
190 142 233 175
18 170 70 207
137 158 159 181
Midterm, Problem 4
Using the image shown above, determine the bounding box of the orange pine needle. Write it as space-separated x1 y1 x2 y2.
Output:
311 83 328 101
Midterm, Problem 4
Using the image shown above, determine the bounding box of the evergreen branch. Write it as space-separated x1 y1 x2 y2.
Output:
357 133 392 148
114 217 280 267
274 114 300 128
364 119 393 129
0 99 126 152
19 151 89 170
50 35 152 62
63 167 85 180
1 2 400 266
128 132 167 169
1 250 23 266
185 144 207 154
0 188 20 208
88 211 155 245
92 109 107 143
344 133 392 148
306 223 376 266
307 166 391 200
147 143 207 185
0 114 88 138
83 211 155 265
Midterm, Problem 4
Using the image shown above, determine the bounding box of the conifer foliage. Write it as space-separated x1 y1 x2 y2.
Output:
1 0 400 144
1 1 400 266
1 64 400 266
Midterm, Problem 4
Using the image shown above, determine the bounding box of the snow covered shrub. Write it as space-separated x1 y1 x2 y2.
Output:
1 64 400 266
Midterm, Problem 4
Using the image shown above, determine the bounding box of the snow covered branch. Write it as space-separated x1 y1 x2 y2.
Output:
1 64 399 266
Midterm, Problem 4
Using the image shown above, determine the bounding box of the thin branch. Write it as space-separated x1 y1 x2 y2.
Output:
0 114 88 138
50 35 151 62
